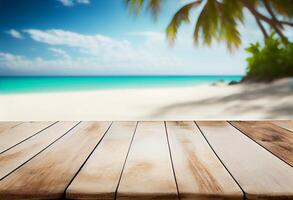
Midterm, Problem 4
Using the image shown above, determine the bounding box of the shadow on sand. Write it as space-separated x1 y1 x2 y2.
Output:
147 79 293 119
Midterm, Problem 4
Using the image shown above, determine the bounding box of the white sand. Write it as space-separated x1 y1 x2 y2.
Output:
0 78 292 120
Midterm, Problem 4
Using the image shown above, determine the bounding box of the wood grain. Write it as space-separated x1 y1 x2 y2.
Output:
0 121 111 199
66 121 137 200
0 121 78 180
166 121 242 200
0 122 23 133
0 121 55 153
231 121 293 166
117 121 178 200
271 120 293 132
197 121 293 200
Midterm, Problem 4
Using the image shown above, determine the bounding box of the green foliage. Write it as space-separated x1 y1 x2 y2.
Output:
166 2 200 45
270 0 293 18
125 0 293 52
191 0 244 51
125 0 293 80
245 34 293 81
125 0 161 19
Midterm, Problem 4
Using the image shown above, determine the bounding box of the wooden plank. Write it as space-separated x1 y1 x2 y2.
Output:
271 120 293 132
197 121 293 200
66 121 137 200
166 121 242 200
0 121 111 199
0 121 79 180
117 121 178 200
0 121 55 153
231 121 293 166
0 122 23 133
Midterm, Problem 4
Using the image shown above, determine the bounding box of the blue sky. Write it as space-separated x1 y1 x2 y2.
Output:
0 0 290 76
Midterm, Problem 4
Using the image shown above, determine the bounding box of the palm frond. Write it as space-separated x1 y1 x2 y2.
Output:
193 0 243 51
147 0 161 19
125 0 162 19
218 0 243 51
125 0 143 16
193 0 219 46
270 0 293 18
125 0 291 52
166 1 202 44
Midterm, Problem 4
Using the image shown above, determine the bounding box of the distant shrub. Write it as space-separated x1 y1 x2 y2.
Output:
245 34 293 81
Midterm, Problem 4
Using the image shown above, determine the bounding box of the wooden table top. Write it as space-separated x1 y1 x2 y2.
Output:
0 121 292 200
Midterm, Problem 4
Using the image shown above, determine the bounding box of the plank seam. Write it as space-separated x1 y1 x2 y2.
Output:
228 121 293 167
194 121 246 200
0 121 81 181
0 121 58 154
164 121 180 200
114 121 139 200
63 121 113 199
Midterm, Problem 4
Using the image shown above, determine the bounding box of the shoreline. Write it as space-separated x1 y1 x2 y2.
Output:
0 78 292 120
0 75 242 94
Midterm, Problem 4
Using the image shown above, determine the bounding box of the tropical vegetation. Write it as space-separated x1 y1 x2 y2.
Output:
125 0 293 81
245 34 293 81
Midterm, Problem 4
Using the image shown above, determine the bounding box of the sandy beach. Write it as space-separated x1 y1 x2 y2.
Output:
0 78 292 120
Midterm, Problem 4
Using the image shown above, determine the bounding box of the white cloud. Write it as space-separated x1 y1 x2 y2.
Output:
6 29 24 39
0 29 185 75
57 0 74 7
1 28 246 76
76 0 90 4
23 29 131 59
0 52 24 63
0 50 185 76
127 31 165 42
48 48 71 59
57 0 90 7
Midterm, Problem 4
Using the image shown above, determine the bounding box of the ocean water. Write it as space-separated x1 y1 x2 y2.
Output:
0 76 242 93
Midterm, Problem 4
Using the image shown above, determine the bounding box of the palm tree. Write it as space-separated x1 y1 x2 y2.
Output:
125 0 293 51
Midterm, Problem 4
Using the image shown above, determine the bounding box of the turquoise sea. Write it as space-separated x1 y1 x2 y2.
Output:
0 76 242 93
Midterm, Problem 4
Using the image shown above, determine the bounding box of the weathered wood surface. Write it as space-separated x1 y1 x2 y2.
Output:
197 121 293 200
0 121 292 200
166 121 243 200
0 122 23 133
0 121 55 153
0 122 111 199
0 121 78 180
272 120 293 132
117 121 178 200
231 121 293 166
66 121 136 200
